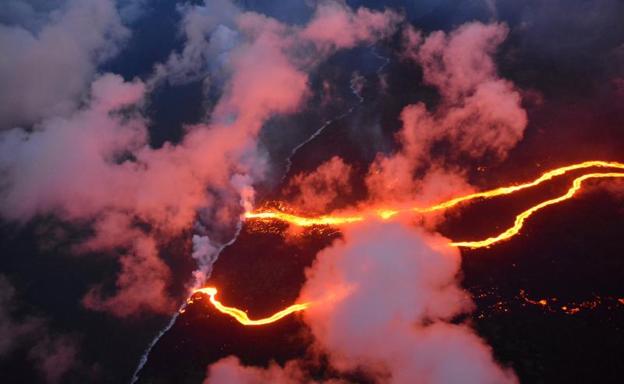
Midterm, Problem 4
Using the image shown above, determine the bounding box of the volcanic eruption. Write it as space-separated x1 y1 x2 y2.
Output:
0 1 623 384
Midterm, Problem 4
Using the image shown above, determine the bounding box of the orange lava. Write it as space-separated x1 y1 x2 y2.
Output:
194 161 624 326
246 161 624 249
451 172 624 248
191 287 308 326
244 210 364 226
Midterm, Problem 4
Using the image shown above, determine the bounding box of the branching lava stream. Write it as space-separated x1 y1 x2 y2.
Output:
193 161 624 326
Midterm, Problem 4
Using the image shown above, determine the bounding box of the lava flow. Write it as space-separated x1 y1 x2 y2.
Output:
191 287 309 326
450 172 624 248
246 160 624 249
246 160 624 225
194 161 624 326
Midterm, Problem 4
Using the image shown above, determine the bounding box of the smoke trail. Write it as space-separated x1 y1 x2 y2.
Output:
129 220 243 384
129 61 362 373
129 6 401 379
350 72 365 103
129 308 181 384
282 46 389 180
371 45 391 75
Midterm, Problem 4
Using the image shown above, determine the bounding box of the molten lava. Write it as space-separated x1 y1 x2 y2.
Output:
450 172 624 248
192 287 308 326
246 161 624 248
244 211 364 226
193 161 624 326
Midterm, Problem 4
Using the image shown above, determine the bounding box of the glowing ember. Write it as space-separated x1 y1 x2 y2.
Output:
191 287 309 326
516 290 623 315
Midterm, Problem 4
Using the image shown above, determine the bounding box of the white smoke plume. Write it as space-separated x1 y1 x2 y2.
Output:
203 221 517 384
0 0 402 318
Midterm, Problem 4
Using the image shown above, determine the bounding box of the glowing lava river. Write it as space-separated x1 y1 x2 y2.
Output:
190 287 309 325
192 160 624 326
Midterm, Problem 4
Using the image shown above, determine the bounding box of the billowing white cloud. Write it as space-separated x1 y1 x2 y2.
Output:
367 22 527 204
0 1 402 317
298 221 516 383
203 221 517 384
0 0 128 129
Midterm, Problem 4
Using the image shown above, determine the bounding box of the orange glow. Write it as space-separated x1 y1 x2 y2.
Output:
517 290 623 315
191 287 308 326
450 172 624 248
193 161 624 327
246 160 624 226
244 210 364 226
377 209 400 220
413 160 624 213
245 161 624 248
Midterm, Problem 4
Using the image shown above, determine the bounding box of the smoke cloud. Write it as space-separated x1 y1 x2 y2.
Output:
204 356 310 384
297 220 516 383
300 1 402 52
0 0 402 317
367 22 527 204
203 221 516 384
0 0 128 129
284 156 353 214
